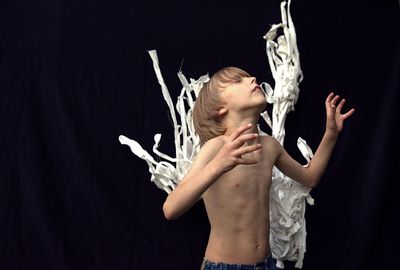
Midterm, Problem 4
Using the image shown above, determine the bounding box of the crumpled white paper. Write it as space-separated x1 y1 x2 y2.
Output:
262 1 314 268
119 1 314 268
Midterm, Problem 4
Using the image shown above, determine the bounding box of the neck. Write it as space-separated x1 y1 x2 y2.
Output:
223 111 260 139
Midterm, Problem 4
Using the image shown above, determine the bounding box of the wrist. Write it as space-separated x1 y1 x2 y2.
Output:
325 129 339 139
207 159 225 178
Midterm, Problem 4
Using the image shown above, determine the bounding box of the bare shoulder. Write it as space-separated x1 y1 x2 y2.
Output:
180 136 225 185
193 136 225 173
259 135 282 160
197 136 225 160
204 135 226 147
259 134 279 147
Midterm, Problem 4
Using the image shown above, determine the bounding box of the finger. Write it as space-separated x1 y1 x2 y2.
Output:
326 92 335 104
234 143 262 156
331 95 340 107
232 133 259 148
230 123 253 141
341 108 355 119
236 158 258 165
336 98 346 113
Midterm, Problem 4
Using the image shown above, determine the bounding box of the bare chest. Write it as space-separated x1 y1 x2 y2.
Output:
204 146 275 204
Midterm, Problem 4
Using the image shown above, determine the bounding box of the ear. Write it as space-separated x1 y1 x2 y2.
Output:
217 107 228 116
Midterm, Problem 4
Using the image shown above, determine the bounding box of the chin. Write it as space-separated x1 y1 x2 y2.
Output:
255 99 267 113
239 98 267 114
244 102 266 116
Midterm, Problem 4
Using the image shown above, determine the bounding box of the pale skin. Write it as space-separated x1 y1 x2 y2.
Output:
163 73 355 264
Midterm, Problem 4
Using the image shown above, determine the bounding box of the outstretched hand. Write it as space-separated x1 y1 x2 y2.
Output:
325 92 355 134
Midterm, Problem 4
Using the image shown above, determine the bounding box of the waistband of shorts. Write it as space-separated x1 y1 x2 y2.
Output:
202 253 273 268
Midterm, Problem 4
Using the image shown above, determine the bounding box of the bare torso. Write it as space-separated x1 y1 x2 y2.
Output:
202 135 277 264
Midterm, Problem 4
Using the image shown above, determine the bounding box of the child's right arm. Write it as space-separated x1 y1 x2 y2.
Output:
163 124 261 220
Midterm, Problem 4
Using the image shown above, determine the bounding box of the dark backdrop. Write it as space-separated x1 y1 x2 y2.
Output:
1 0 399 269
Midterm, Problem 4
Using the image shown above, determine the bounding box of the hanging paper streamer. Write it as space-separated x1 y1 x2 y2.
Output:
119 50 208 194
119 0 315 268
263 0 315 268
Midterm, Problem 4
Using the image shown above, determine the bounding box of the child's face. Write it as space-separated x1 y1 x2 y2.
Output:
219 75 266 114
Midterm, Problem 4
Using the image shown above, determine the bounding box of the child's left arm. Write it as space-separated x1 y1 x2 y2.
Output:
273 92 355 188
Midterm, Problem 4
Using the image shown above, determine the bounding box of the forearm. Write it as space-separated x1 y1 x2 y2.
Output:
307 130 338 187
163 160 223 220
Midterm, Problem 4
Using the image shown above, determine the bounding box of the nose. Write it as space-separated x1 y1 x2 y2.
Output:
250 76 257 84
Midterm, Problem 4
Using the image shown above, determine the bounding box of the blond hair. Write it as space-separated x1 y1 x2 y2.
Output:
193 67 251 145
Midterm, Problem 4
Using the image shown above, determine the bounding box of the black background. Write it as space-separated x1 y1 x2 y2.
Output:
1 0 399 269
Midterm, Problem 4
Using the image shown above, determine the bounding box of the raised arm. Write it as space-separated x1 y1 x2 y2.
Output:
273 92 355 188
163 124 262 220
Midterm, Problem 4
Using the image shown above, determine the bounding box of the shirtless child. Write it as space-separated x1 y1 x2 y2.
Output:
162 67 355 269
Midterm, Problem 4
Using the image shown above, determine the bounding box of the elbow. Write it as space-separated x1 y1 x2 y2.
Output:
305 169 318 189
308 177 319 189
163 201 178 221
